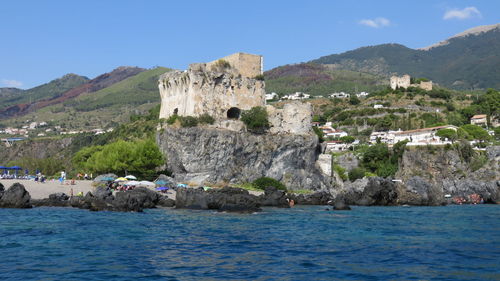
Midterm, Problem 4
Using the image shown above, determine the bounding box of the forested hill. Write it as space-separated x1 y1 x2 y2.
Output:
311 24 500 90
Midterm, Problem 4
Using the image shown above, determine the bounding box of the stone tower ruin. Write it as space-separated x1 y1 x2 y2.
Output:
158 53 265 120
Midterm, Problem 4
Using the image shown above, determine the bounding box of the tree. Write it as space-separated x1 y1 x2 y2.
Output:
241 106 270 133
339 136 355 143
436 128 458 143
461 124 491 142
349 95 360 105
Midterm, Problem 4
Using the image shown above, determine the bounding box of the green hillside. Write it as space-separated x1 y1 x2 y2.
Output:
64 67 170 112
0 74 89 110
265 63 385 96
2 67 171 130
312 25 500 90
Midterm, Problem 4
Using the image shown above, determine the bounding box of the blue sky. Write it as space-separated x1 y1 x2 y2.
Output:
1 0 499 89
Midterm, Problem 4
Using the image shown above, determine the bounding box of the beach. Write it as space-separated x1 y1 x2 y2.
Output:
0 179 94 199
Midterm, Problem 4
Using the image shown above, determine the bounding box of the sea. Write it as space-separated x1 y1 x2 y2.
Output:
1 205 499 280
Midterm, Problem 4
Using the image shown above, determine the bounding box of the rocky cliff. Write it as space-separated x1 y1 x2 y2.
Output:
395 145 500 204
156 127 331 191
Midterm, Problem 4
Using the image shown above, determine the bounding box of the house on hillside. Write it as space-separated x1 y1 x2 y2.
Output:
265 92 279 101
393 125 458 146
329 92 350 99
470 114 487 126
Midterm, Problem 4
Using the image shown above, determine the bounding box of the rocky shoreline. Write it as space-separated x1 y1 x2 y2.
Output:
1 179 498 212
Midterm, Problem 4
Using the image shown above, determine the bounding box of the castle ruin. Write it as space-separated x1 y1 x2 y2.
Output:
390 74 433 91
158 53 265 120
158 53 312 135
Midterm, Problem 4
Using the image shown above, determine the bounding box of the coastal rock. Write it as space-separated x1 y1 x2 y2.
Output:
157 127 330 191
0 183 31 208
396 146 500 204
259 186 289 207
93 173 118 182
176 187 261 212
157 196 175 207
289 191 333 205
342 177 398 206
31 192 71 207
94 186 113 202
113 187 160 212
0 182 4 198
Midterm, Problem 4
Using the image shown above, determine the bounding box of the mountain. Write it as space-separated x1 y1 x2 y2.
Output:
0 67 145 119
311 23 500 90
0 74 89 114
0 87 23 98
264 63 385 96
1 67 171 131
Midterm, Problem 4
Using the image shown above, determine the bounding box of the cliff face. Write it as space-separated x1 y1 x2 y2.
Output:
395 146 500 203
156 127 331 191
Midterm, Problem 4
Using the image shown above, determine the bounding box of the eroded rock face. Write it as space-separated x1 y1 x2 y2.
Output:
396 146 500 203
342 177 398 206
0 183 31 208
259 186 289 208
156 127 331 191
267 102 312 135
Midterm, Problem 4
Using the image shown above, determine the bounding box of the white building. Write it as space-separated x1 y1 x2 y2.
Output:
470 114 487 126
265 92 279 101
329 92 350 99
281 92 310 100
320 125 348 138
373 104 384 109
370 125 458 146
356 92 369 98
390 74 411 90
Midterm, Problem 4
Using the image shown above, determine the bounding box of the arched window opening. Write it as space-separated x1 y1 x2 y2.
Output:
173 108 178 115
227 107 241 119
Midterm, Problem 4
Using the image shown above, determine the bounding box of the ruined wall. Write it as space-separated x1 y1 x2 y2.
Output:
418 81 433 91
390 74 411 90
158 63 265 120
267 102 312 135
206 53 263 78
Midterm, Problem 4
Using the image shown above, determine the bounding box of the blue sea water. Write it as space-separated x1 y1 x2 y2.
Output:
0 205 499 280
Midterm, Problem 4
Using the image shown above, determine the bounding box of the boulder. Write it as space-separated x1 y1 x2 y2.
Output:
31 192 70 207
343 177 398 206
93 173 118 182
157 196 175 207
94 186 113 201
0 182 4 198
176 187 261 212
0 183 31 208
113 187 160 212
259 186 289 207
289 191 333 205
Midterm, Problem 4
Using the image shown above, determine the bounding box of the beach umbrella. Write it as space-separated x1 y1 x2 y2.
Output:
114 177 128 182
137 181 155 187
155 186 169 191
10 166 22 170
154 179 168 185
125 175 137 180
124 180 140 186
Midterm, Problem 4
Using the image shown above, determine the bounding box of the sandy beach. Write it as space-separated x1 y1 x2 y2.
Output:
0 179 95 199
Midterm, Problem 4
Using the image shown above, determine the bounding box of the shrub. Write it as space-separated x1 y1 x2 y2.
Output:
178 116 198 127
166 114 178 125
333 164 347 181
198 113 215 125
349 96 360 105
252 177 287 191
254 74 265 81
241 106 270 133
470 154 488 172
348 167 366 182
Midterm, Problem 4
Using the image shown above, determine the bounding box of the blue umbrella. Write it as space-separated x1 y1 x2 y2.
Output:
10 166 22 170
155 186 169 191
155 179 168 185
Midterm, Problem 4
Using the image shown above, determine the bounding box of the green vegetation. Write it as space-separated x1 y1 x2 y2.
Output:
348 167 366 182
178 116 198 128
252 177 287 191
0 74 89 111
72 138 164 179
198 113 215 125
241 106 270 133
311 28 500 90
357 140 407 178
333 164 347 181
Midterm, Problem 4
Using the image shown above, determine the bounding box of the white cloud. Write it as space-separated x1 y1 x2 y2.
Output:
1 79 23 88
359 17 391 28
443 7 481 20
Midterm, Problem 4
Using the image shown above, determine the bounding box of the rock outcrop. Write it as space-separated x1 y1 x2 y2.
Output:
175 187 261 212
0 183 31 208
341 177 399 206
396 145 500 204
156 127 331 191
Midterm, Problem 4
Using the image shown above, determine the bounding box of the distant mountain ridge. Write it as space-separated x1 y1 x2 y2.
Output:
0 67 145 119
311 24 500 89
